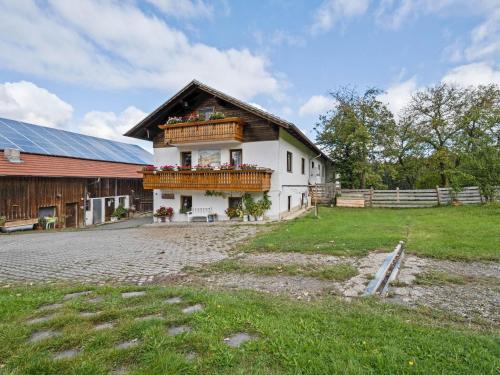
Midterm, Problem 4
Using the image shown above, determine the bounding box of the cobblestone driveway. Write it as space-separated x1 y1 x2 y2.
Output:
0 224 256 284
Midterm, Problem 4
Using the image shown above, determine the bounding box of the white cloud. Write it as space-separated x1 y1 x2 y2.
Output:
311 0 369 34
146 0 213 19
79 106 151 150
0 81 73 127
375 0 498 30
464 9 500 62
379 76 418 116
299 95 336 116
0 80 150 151
0 0 281 101
441 62 500 86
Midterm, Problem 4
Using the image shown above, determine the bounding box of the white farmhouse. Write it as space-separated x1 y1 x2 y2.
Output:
125 80 332 221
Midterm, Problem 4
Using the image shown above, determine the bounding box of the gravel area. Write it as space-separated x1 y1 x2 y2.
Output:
389 255 500 325
184 251 391 300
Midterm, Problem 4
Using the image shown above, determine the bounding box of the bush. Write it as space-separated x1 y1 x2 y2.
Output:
0 216 6 227
112 205 128 219
225 206 242 219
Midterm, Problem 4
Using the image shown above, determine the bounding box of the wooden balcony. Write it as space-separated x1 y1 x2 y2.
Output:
142 169 272 192
159 117 244 145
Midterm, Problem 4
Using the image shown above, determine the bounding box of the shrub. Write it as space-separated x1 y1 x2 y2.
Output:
0 216 6 227
112 205 128 218
225 206 242 219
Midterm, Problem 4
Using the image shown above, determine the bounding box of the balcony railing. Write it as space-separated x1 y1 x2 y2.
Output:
159 117 244 145
142 169 272 192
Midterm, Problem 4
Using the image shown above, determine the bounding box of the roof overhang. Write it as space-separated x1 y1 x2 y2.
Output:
124 80 332 163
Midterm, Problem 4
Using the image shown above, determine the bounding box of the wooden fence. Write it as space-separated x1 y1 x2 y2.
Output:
310 185 500 208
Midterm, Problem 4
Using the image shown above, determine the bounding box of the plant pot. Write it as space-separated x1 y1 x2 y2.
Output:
159 216 167 223
110 217 118 222
243 215 248 222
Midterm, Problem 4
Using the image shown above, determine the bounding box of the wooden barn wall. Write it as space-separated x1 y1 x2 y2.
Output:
0 177 152 223
153 94 279 148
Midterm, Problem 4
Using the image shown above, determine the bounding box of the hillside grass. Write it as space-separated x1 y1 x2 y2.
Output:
0 284 498 374
246 205 500 261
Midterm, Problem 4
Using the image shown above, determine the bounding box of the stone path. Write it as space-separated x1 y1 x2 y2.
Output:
0 224 256 284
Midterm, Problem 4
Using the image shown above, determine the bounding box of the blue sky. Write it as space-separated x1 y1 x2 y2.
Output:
0 0 498 152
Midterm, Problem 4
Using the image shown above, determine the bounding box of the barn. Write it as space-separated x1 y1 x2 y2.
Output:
0 117 153 231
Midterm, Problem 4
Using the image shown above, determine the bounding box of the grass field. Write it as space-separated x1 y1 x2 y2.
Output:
0 284 498 375
246 205 500 261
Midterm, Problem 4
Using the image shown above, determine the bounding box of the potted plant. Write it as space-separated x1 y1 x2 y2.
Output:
154 206 174 222
159 165 175 171
166 116 183 125
220 162 234 170
209 112 225 120
225 206 242 221
111 205 128 221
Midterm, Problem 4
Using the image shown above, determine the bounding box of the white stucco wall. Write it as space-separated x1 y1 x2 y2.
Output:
151 131 329 221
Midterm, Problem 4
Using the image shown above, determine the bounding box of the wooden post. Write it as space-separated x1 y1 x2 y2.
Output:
436 185 441 206
396 187 400 203
370 187 374 207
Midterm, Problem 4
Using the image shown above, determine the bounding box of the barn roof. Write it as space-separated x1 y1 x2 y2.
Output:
0 151 143 178
0 117 152 165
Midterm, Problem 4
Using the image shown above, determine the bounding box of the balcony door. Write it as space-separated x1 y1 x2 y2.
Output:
181 152 192 167
230 149 242 167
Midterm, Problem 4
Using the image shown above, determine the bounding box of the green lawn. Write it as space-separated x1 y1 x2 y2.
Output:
0 284 498 375
246 205 500 261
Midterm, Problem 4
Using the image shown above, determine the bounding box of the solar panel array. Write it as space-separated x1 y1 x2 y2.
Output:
0 117 152 165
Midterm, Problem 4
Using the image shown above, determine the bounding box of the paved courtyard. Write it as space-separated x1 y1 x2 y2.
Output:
0 223 256 284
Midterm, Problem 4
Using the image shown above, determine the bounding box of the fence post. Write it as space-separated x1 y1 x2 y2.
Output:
436 185 441 206
370 187 374 207
396 187 400 202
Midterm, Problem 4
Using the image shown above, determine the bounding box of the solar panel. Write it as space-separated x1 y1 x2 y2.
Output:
0 117 152 165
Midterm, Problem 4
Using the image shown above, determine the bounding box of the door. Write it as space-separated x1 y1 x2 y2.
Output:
230 149 242 167
65 203 78 228
92 199 102 225
181 152 192 167
105 197 115 221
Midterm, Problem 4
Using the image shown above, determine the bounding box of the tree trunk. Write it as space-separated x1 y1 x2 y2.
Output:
439 162 448 187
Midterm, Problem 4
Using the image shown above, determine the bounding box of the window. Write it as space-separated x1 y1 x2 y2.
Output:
198 107 214 120
287 196 292 211
318 164 321 176
286 151 293 173
198 149 221 168
230 149 242 166
311 161 315 168
228 197 242 208
181 152 192 167
180 196 192 211
301 158 305 175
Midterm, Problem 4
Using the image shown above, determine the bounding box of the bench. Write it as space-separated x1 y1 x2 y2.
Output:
1 218 38 233
187 207 214 222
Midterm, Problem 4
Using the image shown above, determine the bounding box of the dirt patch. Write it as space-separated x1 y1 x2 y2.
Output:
389 255 500 326
182 251 389 300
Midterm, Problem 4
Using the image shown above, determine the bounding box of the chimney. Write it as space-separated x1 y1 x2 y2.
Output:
4 148 22 163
